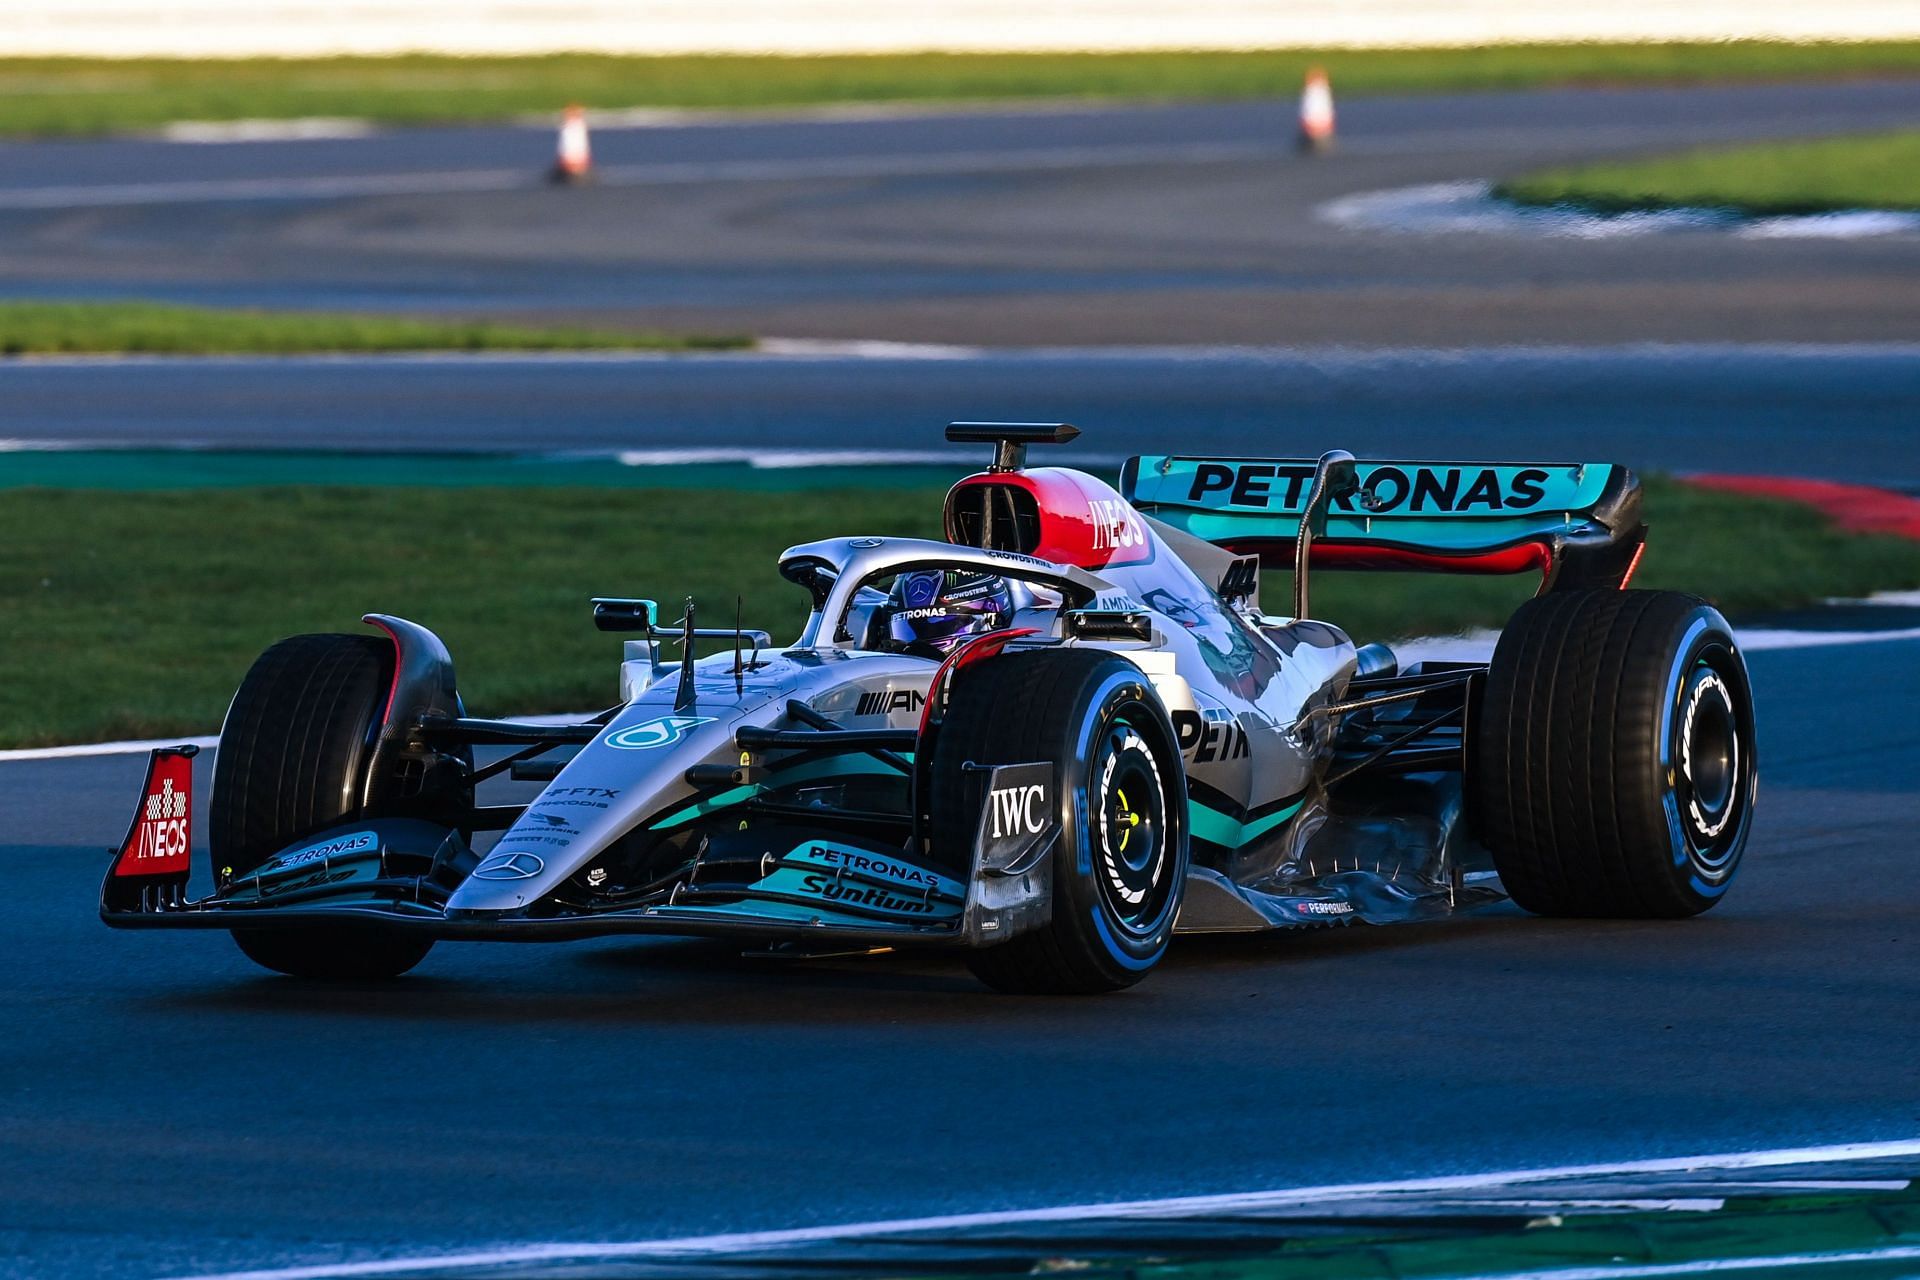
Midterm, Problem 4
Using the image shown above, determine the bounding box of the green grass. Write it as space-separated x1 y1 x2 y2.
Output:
1497 129 1920 215
3 44 1919 137
0 300 748 356
5 477 1918 747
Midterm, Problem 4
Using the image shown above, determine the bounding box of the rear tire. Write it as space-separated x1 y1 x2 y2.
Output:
1471 589 1756 918
212 633 434 979
931 649 1188 994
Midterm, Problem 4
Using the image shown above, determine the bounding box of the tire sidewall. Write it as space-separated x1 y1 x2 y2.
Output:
1653 607 1757 906
1053 666 1189 976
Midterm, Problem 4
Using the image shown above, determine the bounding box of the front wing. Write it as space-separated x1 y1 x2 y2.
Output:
101 751 1058 950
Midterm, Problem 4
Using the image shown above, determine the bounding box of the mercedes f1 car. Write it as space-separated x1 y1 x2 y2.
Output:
103 424 1757 993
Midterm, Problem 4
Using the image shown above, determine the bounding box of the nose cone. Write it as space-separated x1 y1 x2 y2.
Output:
445 707 743 913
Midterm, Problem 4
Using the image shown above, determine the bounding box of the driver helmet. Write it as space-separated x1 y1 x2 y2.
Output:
880 569 1013 656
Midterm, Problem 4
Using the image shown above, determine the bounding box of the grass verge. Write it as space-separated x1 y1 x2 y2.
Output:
5 477 1918 747
1496 129 1920 215
0 300 748 357
3 44 1920 137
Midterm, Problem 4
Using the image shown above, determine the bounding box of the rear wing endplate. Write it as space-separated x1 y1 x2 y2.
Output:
1120 456 1645 590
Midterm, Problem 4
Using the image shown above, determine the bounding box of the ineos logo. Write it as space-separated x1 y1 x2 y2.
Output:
1086 498 1144 552
989 784 1048 839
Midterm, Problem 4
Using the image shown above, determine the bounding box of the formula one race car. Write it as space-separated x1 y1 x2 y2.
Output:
102 424 1757 993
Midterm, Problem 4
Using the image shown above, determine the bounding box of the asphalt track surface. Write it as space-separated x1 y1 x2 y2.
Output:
4 631 1918 1277
4 344 1918 488
1 81 1917 344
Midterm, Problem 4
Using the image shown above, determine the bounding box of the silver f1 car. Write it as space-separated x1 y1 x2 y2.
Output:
103 424 1757 993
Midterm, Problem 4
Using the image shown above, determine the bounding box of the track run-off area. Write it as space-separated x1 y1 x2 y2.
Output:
0 81 1916 345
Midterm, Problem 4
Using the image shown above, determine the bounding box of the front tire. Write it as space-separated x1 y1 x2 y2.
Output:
212 633 434 979
233 925 433 980
931 649 1188 994
1472 589 1757 917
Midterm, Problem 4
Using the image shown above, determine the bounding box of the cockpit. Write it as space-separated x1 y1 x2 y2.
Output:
778 538 1084 657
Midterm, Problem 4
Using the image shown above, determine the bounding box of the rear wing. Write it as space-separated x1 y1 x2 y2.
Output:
1120 456 1645 591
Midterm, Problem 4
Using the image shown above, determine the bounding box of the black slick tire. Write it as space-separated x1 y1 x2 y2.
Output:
212 633 434 979
1472 589 1756 918
931 649 1188 994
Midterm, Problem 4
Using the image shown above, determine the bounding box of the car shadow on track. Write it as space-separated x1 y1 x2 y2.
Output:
141 904 1548 1029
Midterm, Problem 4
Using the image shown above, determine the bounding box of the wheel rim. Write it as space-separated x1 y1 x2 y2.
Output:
1091 708 1173 935
1672 645 1751 878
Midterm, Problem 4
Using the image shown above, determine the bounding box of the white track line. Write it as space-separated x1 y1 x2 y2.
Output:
151 101 1140 144
1835 589 1920 607
0 713 587 763
4 340 1920 368
1397 618 1920 667
162 118 377 144
1318 180 1920 241
1737 625 1920 650
0 734 218 763
1487 1245 1920 1280
170 1137 1920 1280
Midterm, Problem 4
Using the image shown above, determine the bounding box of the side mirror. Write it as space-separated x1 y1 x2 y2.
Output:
1293 450 1358 620
592 597 659 632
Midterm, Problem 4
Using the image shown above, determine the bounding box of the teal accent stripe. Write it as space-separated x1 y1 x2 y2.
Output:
662 768 1293 850
651 783 757 830
1189 796 1303 849
647 752 916 831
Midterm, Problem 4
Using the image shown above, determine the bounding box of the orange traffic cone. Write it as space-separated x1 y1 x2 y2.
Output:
1298 67 1335 154
551 105 593 184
